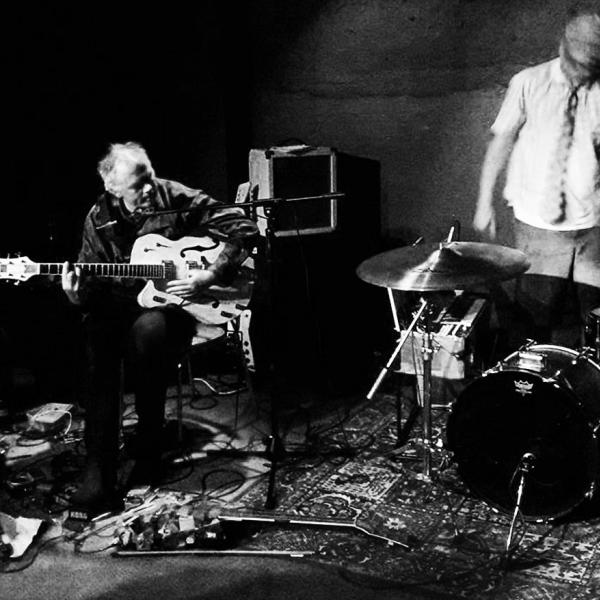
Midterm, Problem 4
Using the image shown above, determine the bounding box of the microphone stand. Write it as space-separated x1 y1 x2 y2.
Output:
260 199 283 509
135 193 345 217
242 192 344 508
504 452 535 565
156 192 345 509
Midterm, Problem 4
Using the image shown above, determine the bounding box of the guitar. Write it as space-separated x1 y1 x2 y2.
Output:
0 233 254 326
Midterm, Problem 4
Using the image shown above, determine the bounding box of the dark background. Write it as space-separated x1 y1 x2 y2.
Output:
4 3 255 404
2 1 585 405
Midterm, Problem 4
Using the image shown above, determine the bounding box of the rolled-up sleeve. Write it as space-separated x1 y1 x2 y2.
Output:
491 72 527 136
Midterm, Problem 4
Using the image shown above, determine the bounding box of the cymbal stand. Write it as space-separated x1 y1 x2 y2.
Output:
420 308 434 478
367 296 437 477
367 297 428 401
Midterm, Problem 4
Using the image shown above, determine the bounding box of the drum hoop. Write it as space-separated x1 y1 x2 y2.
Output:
526 344 599 368
489 344 600 383
500 343 594 362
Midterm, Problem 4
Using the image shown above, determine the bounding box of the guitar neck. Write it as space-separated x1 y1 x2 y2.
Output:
37 263 171 279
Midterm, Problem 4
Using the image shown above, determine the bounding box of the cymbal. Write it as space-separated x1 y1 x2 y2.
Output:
356 241 530 292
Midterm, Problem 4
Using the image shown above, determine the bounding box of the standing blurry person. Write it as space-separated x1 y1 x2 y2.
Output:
473 5 600 346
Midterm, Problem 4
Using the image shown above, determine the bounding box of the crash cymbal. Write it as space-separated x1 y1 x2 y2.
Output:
356 241 530 291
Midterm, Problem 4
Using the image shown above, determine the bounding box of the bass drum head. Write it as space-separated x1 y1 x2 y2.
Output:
446 370 599 521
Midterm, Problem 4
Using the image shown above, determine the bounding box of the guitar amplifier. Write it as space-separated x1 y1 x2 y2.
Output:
248 145 338 236
397 293 489 380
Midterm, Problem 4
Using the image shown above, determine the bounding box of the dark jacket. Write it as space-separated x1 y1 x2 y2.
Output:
76 178 258 311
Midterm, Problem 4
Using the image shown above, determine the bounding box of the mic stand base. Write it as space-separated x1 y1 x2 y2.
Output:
166 428 355 509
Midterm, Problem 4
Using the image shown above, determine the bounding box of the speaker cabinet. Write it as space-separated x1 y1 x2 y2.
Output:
249 150 385 396
249 146 337 236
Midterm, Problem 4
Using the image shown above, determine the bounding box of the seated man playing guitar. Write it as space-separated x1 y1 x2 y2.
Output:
61 141 258 514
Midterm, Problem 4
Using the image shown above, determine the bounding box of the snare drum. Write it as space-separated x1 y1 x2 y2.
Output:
446 345 600 521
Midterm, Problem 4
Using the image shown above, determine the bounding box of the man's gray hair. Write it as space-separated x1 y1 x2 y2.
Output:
97 142 155 183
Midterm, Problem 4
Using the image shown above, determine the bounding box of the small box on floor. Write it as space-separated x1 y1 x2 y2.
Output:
26 403 73 434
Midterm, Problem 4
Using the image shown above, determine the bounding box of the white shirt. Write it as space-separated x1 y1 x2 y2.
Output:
492 58 600 230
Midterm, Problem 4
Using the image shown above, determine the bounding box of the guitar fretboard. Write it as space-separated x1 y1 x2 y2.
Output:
36 262 176 279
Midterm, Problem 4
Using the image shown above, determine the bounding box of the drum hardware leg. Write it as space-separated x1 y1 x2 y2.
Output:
436 459 466 541
395 382 403 447
401 451 467 548
421 328 434 478
390 368 417 448
402 404 421 449
504 453 535 562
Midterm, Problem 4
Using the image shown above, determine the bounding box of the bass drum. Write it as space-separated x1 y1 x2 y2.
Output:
446 345 600 521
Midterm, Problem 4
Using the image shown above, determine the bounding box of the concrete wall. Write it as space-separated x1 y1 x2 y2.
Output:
247 0 577 246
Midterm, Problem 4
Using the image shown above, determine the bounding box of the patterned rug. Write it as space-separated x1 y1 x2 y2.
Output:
222 396 600 600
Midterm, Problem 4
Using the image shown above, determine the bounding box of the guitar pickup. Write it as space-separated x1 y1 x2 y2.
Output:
153 296 167 304
220 311 235 319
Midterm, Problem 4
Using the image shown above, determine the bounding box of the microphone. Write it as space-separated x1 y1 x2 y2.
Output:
518 451 537 473
510 451 537 485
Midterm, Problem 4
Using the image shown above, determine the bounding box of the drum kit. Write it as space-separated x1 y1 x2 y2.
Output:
357 237 600 524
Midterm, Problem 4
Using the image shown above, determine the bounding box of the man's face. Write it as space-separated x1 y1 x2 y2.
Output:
107 162 154 209
560 39 599 87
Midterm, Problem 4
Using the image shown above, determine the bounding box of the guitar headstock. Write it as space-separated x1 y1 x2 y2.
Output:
0 256 39 283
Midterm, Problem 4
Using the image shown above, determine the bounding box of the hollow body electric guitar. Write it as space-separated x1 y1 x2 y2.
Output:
0 233 254 325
